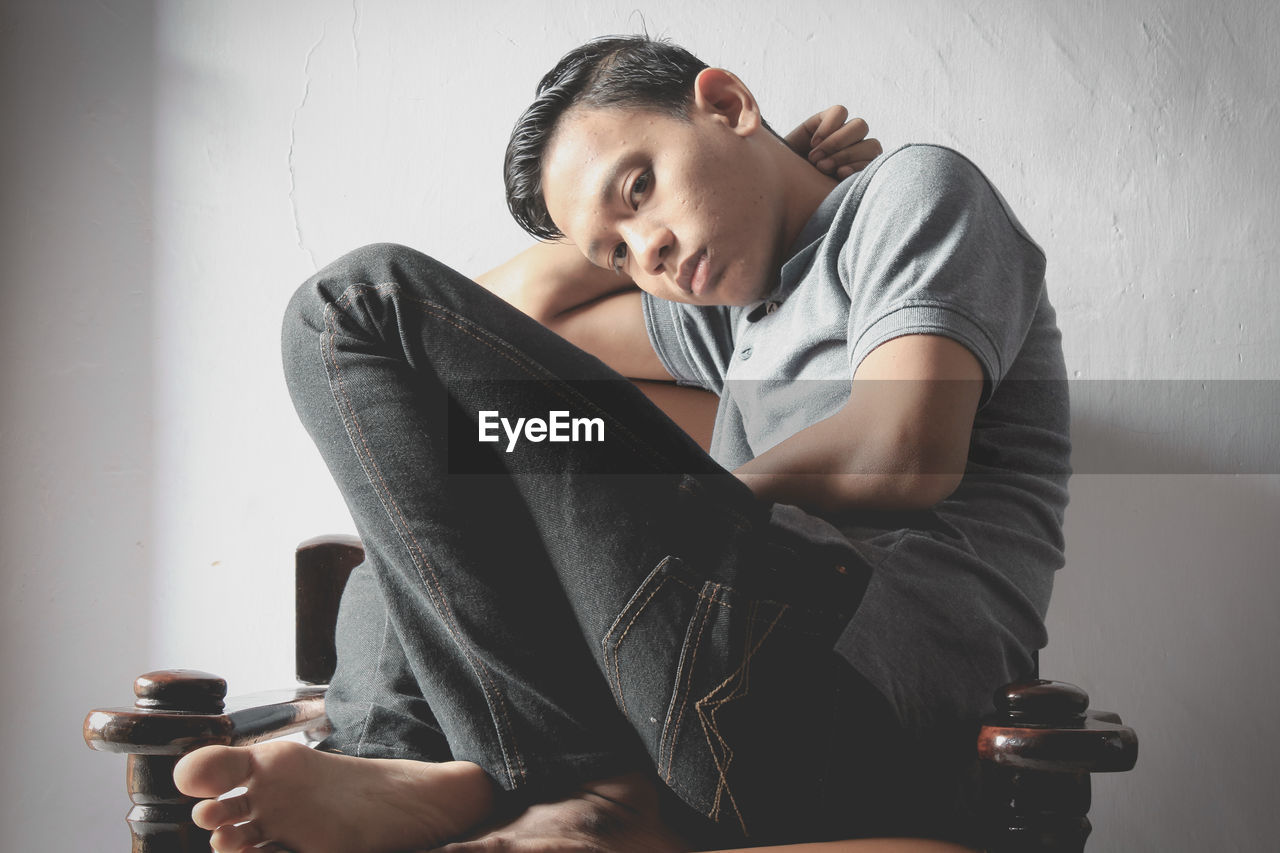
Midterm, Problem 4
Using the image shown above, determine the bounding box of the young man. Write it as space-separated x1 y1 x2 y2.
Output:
174 35 1068 853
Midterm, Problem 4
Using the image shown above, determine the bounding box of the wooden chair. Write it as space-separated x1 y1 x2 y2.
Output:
84 535 1138 852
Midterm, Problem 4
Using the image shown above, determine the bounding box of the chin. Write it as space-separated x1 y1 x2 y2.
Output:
722 281 771 307
702 270 764 307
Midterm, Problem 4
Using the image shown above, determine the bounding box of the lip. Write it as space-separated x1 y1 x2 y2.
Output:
675 250 709 296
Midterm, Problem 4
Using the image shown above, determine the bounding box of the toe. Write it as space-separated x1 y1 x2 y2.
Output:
210 819 266 852
191 792 253 830
174 745 255 798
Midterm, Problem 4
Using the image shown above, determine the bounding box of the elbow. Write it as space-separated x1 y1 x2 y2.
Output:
893 470 964 510
873 425 969 510
852 442 966 511
817 468 963 513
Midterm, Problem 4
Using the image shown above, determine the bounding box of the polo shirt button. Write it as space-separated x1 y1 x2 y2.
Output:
739 346 753 360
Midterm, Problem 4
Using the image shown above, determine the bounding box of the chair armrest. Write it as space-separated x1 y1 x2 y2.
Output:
83 669 331 852
976 679 1138 852
85 670 330 755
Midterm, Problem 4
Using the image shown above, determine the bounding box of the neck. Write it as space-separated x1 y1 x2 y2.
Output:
775 143 840 255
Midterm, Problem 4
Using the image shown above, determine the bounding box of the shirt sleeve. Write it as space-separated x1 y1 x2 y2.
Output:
640 291 735 394
839 145 1047 402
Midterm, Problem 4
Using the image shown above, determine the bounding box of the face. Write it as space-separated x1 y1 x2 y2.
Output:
540 102 788 306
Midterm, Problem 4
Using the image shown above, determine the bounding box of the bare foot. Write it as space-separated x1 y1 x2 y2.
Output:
431 772 691 853
173 740 495 853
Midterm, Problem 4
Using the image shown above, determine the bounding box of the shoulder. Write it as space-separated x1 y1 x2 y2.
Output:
827 144 1051 387
859 144 994 201
845 144 1042 254
871 143 985 179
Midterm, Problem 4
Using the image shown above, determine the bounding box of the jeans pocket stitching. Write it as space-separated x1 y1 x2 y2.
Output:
657 585 717 783
695 597 789 836
695 595 753 832
602 557 680 719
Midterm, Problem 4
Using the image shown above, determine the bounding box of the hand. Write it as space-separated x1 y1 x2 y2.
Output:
784 105 884 180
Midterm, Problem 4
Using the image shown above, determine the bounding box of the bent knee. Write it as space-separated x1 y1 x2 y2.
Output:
328 242 454 293
283 242 455 324
351 241 425 262
280 242 430 354
280 241 488 400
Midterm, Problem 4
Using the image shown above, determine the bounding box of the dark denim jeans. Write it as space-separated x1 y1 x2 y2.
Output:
281 244 952 846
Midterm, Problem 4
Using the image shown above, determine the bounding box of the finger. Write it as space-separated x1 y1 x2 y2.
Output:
808 105 849 150
191 792 254 830
784 110 825 154
836 160 877 179
809 116 871 163
174 745 255 798
786 105 850 156
820 137 884 167
210 820 267 852
815 138 884 175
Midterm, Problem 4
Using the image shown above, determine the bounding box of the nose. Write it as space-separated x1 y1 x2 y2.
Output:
621 219 673 275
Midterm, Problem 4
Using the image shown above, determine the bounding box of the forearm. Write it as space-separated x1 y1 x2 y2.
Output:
475 240 631 324
474 242 671 380
479 252 716 436
733 412 961 513
481 251 715 439
733 346 982 514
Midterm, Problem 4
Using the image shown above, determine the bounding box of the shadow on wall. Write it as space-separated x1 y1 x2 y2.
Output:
1070 380 1280 476
1046 380 1280 851
0 0 157 848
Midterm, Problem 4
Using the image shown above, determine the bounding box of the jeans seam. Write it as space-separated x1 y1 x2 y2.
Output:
323 283 529 787
669 574 837 635
353 604 395 758
659 584 716 785
604 574 672 719
667 573 736 607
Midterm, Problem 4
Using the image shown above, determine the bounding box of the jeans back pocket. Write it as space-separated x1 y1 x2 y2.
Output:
602 555 847 842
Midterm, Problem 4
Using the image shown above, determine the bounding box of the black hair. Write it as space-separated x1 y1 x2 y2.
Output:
503 35 708 241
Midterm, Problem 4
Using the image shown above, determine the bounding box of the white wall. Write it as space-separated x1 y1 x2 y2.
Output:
2 1 1276 850
0 1 156 846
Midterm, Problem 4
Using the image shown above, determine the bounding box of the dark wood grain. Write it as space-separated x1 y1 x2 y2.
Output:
85 686 330 755
295 533 365 685
978 711 1139 774
977 679 1139 852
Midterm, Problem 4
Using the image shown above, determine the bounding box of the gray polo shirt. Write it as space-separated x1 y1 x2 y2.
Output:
641 144 1070 730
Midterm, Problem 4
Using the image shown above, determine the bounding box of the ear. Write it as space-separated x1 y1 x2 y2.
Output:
692 68 762 136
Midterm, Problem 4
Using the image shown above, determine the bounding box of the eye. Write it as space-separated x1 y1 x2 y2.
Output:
610 242 628 274
629 171 652 208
